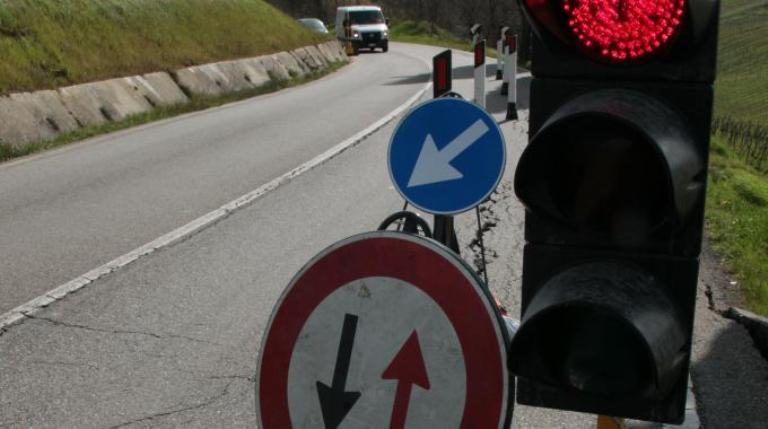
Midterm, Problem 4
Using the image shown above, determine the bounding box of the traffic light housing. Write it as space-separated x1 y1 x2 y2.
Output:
523 0 719 82
509 0 720 423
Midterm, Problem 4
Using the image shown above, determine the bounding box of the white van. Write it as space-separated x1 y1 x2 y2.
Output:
335 6 389 54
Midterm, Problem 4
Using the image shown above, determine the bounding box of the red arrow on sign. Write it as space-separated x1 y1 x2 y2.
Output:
381 331 431 429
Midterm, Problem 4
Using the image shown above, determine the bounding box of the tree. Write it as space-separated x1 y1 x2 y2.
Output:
266 0 525 46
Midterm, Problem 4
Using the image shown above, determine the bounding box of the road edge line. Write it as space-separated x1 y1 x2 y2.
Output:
0 80 433 333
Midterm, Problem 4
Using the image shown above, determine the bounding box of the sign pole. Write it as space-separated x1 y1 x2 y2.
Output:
505 32 518 121
433 215 460 254
474 39 486 110
431 50 460 254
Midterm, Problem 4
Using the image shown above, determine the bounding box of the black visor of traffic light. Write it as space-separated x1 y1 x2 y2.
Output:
519 0 719 64
508 262 687 399
515 89 704 242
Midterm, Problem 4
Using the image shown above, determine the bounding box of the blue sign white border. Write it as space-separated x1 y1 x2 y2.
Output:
387 97 507 215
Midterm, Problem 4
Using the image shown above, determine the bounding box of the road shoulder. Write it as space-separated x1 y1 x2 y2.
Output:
691 243 768 428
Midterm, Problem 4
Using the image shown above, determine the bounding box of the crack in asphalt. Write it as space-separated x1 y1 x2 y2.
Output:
25 315 221 346
704 282 723 314
466 183 512 285
26 359 100 370
207 374 255 383
173 365 256 382
107 380 236 428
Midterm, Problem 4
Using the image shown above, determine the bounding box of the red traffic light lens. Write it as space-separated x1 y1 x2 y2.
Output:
563 0 686 61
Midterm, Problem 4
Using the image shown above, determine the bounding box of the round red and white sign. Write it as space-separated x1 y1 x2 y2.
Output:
257 232 511 428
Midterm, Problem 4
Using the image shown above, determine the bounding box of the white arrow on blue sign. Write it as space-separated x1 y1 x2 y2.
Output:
388 97 506 215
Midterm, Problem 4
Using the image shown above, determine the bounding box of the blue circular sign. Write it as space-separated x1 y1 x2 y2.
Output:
388 98 506 215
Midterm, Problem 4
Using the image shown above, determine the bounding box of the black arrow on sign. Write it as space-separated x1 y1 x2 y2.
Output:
316 313 361 429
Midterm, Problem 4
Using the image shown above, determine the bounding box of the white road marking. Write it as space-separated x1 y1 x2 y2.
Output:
0 79 433 332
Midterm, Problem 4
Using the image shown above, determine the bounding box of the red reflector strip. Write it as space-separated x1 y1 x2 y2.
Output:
475 42 486 67
433 51 452 98
506 35 517 54
436 58 448 90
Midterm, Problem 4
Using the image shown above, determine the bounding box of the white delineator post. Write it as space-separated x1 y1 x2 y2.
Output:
501 38 510 96
505 32 518 121
470 23 483 47
474 39 486 109
496 26 509 80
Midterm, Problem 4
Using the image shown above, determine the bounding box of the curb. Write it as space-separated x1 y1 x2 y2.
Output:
0 41 347 149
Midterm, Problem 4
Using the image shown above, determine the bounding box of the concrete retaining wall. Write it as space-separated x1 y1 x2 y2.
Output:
0 41 347 148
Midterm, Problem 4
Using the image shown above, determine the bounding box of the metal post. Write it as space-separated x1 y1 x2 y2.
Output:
431 50 460 255
433 215 460 254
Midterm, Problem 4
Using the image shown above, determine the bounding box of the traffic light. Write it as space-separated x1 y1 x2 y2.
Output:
508 0 720 423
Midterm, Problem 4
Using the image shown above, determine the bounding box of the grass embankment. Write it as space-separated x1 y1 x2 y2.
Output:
706 0 768 314
0 62 346 162
390 21 498 56
0 0 345 163
707 138 768 315
0 0 329 94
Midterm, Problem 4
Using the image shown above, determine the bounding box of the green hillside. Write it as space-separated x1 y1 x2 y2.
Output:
390 21 499 57
391 21 474 53
714 0 768 123
0 0 328 94
707 0 768 315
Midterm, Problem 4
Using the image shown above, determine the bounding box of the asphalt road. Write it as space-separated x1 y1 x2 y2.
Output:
0 41 587 428
0 46 429 314
1 42 766 428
